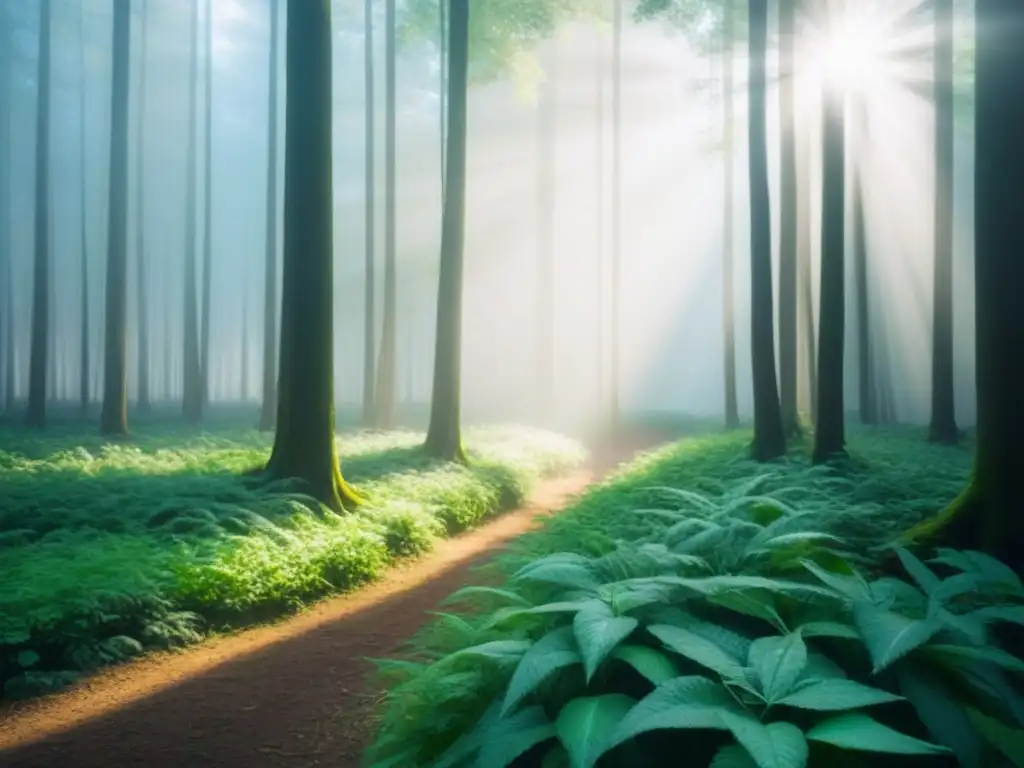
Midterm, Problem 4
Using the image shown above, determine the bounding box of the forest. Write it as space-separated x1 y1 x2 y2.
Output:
0 0 1022 766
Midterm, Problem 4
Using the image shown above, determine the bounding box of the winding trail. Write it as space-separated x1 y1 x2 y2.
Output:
0 435 661 767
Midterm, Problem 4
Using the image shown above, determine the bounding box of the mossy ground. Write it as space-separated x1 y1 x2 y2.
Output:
0 408 585 698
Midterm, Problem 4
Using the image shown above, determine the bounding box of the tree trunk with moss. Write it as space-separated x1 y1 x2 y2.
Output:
722 0 739 431
260 0 280 431
424 0 469 464
135 0 150 413
778 0 799 436
747 0 786 461
26 0 52 429
100 0 130 437
914 0 1024 569
374 0 398 430
929 0 959 445
813 81 846 463
265 0 362 513
182 0 202 424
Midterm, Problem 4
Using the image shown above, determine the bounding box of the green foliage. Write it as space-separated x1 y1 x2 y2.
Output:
365 427 1024 767
0 422 584 699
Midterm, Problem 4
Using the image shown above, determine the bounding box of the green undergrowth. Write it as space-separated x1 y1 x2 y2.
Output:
0 423 585 700
363 426 1024 768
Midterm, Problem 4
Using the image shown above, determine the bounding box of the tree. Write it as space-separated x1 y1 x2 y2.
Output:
424 0 469 463
361 0 376 427
26 0 52 429
610 0 622 431
200 0 213 411
182 0 202 424
264 0 363 512
374 0 398 429
928 0 958 444
78 0 90 417
910 0 1024 570
812 53 847 463
0 5 11 415
851 100 876 426
536 41 556 419
135 0 150 412
100 0 131 437
746 0 785 461
260 0 281 432
721 0 739 430
241 278 249 401
777 0 798 435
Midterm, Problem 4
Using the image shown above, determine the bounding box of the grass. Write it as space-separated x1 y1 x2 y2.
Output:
364 424 978 766
0 419 586 699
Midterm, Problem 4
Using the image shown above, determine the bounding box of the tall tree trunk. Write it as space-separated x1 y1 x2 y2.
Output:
265 0 362 513
135 0 150 412
796 74 817 425
595 22 605 414
777 0 798 435
439 0 447 199
78 0 90 417
100 0 131 437
851 100 876 425
361 0 375 426
929 0 958 444
722 0 739 430
47 200 56 403
0 6 8 414
182 0 202 423
241 276 249 401
610 0 622 431
812 79 847 462
424 0 469 463
260 0 281 431
747 0 786 461
200 0 213 412
374 0 397 429
26 0 52 429
537 44 556 420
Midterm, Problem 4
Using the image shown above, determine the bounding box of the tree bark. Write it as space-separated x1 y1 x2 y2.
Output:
777 0 798 435
851 100 876 425
747 0 786 461
265 0 362 513
135 0 150 412
362 0 376 427
200 0 213 412
812 81 847 463
424 0 469 463
610 0 622 432
0 7 9 414
78 1 90 417
722 0 739 431
797 105 817 426
100 0 131 437
182 0 203 423
374 0 398 429
26 0 52 429
260 0 281 431
929 0 959 444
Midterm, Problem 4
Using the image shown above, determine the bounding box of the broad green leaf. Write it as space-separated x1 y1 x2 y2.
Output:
608 675 735 750
573 600 639 682
479 601 591 631
852 603 941 673
443 586 532 608
894 547 942 595
433 700 503 768
777 678 903 711
710 745 758 768
923 643 1024 675
798 621 859 640
707 590 785 627
513 556 600 592
643 485 719 513
897 664 985 768
801 652 848 680
502 626 581 716
930 549 1023 592
967 708 1024 766
541 744 571 768
719 710 809 768
450 639 531 665
970 605 1024 628
648 624 746 679
653 613 753 660
806 713 951 755
555 694 634 768
801 560 871 601
477 706 558 768
930 572 982 603
748 633 808 704
611 645 680 685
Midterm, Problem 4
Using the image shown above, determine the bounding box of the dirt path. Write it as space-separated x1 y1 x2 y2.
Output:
0 437 660 768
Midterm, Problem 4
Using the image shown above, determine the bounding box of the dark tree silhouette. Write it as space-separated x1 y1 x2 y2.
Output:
0 5 11 415
722 0 739 431
135 0 151 413
200 0 213 411
260 0 281 432
777 0 799 435
182 0 203 424
78 1 90 416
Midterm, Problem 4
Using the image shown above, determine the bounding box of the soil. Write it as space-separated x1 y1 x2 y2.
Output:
0 432 665 768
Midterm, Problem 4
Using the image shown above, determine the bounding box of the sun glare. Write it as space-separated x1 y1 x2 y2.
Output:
805 9 891 93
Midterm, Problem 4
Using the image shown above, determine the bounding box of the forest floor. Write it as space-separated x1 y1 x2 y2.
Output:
0 430 662 768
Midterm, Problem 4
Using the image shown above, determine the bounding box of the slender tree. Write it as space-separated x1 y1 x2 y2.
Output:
182 0 202 423
26 0 53 429
610 0 622 431
797 97 817 425
135 0 150 412
722 0 739 430
374 0 397 429
595 22 605 412
439 0 447 198
241 277 249 401
851 100 876 425
100 0 131 436
812 63 847 462
362 0 376 426
0 5 10 414
777 0 798 435
928 0 958 444
260 0 281 431
424 0 469 462
265 0 362 511
537 43 556 419
78 0 90 416
200 0 213 410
